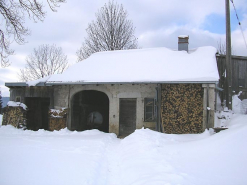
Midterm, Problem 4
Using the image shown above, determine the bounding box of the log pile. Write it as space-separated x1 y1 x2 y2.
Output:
49 118 66 131
161 84 203 134
2 106 27 129
48 108 68 131
48 108 68 118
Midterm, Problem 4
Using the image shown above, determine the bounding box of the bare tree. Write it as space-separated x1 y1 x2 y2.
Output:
77 1 138 61
217 40 226 55
0 0 65 67
217 39 234 55
19 44 68 81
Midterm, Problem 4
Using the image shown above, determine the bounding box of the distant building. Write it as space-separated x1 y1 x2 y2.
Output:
217 55 247 101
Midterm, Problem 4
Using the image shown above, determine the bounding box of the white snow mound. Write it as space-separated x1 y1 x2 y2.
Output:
7 101 27 110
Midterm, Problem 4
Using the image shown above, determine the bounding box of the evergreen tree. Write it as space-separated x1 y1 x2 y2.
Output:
0 90 2 114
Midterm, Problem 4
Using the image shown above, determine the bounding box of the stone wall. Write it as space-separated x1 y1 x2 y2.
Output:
161 84 204 134
2 106 27 129
54 84 157 135
9 86 54 108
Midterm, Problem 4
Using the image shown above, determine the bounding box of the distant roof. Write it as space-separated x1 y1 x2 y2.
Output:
7 46 219 87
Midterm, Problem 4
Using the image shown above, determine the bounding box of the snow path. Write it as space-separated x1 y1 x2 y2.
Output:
105 138 121 185
0 127 117 185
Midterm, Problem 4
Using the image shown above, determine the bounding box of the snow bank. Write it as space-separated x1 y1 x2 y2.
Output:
0 127 116 185
7 101 27 110
45 46 218 84
1 94 247 185
232 92 243 114
215 91 247 128
1 114 247 185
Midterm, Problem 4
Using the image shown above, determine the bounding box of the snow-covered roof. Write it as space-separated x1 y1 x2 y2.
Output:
27 46 219 86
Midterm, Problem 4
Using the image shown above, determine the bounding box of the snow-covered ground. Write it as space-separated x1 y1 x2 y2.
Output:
0 110 247 185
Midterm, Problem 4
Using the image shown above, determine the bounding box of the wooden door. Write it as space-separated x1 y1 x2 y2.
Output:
25 97 50 130
119 98 136 136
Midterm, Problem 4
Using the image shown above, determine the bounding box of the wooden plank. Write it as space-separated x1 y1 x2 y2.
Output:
160 111 164 133
119 98 136 136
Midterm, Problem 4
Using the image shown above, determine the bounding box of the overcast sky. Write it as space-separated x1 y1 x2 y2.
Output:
1 0 247 96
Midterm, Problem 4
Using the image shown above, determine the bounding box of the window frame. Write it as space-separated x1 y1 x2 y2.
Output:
15 96 21 102
238 61 245 87
144 98 155 122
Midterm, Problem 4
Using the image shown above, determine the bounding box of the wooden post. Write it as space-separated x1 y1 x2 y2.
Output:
66 85 71 129
160 111 164 133
156 84 162 132
225 0 232 109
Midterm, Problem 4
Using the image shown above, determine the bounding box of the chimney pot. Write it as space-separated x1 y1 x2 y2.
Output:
178 35 189 52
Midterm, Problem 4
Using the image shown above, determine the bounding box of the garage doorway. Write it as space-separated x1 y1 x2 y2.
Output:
119 98 137 136
25 97 50 131
71 90 109 132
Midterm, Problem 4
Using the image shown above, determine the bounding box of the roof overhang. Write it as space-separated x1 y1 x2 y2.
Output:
6 81 219 88
46 81 218 85
5 82 46 87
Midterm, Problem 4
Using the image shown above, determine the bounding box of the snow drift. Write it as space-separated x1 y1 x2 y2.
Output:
0 112 247 185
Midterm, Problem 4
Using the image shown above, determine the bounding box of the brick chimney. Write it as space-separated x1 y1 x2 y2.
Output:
178 35 189 52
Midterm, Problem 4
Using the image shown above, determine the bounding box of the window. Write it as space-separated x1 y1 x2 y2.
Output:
144 98 155 122
15 96 21 102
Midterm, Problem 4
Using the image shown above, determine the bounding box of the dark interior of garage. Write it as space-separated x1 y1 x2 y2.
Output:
25 97 50 131
71 90 109 132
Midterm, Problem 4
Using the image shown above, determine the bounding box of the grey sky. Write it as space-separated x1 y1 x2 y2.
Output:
1 0 247 96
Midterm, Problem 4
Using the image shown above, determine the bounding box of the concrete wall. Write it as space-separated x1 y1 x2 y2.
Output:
53 84 157 135
9 86 54 108
8 83 216 134
202 84 216 130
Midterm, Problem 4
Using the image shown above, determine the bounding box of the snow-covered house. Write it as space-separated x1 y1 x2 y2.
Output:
5 37 219 136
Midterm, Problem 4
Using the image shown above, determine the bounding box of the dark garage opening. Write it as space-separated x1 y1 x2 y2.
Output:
71 90 109 132
25 97 50 131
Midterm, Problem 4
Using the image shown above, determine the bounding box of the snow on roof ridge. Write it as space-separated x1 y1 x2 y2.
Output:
91 47 174 57
28 46 219 85
26 75 52 86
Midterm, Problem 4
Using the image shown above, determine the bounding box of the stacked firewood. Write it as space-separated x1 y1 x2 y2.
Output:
48 108 68 131
2 106 27 129
49 118 66 131
48 108 68 118
161 84 203 134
